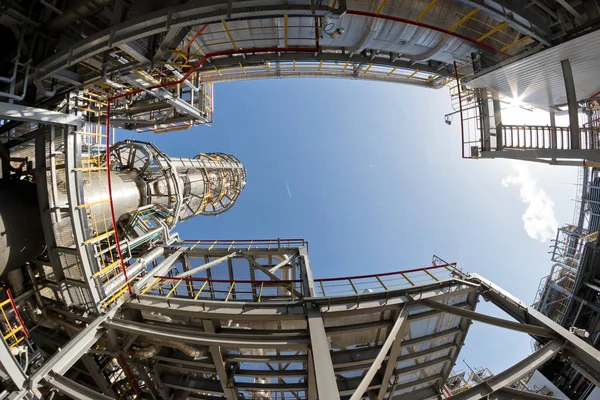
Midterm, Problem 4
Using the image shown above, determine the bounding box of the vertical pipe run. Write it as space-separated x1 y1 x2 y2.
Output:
561 59 580 150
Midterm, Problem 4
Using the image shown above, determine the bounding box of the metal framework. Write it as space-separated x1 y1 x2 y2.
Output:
2 244 600 400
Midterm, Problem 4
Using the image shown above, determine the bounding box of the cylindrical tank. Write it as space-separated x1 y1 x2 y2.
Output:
0 180 45 276
55 171 142 237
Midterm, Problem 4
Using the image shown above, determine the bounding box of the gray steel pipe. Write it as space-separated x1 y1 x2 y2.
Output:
102 247 164 296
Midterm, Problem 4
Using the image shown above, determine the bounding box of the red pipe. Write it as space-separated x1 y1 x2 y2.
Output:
118 354 142 395
183 24 208 53
346 9 508 56
105 101 132 295
454 61 467 159
6 288 29 338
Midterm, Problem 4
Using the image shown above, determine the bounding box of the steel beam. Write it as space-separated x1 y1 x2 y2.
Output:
46 372 114 400
420 298 555 337
26 307 119 397
447 340 564 400
307 305 340 399
202 320 237 400
106 318 308 349
451 0 551 46
376 307 410 398
37 2 345 81
133 249 185 292
153 27 190 64
480 148 600 162
118 42 150 64
269 253 297 274
561 59 580 150
351 307 408 400
299 247 316 297
466 273 600 385
243 255 303 297
174 252 238 279
0 102 81 126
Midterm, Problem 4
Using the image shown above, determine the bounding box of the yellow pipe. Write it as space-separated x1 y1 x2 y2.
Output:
426 73 440 83
376 275 388 290
449 8 479 32
415 0 439 22
501 35 531 51
83 230 115 245
77 198 110 209
194 281 209 300
375 0 387 14
225 282 235 302
363 62 373 73
400 272 414 286
142 278 160 294
166 280 183 298
92 259 122 279
407 69 420 79
342 60 350 72
424 269 439 281
221 20 238 50
477 21 508 42
387 66 398 76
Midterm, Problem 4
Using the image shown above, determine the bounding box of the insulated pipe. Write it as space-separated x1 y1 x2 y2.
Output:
102 247 164 296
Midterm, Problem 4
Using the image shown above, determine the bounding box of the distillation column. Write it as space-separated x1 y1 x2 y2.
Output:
0 139 246 278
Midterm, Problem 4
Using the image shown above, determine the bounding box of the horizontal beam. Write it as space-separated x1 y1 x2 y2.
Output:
420 298 555 337
105 318 308 349
37 3 346 81
0 102 81 126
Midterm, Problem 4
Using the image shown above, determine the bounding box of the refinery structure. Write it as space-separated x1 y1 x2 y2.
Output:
1 0 600 399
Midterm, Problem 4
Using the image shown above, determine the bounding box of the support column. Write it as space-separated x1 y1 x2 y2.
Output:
492 90 503 151
478 88 491 151
307 305 339 399
550 110 557 149
299 247 316 297
202 320 238 400
561 59 580 149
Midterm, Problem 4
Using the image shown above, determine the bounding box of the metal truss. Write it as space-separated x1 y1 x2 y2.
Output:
3 244 600 400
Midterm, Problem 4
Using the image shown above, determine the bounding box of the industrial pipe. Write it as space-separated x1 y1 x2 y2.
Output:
102 247 164 296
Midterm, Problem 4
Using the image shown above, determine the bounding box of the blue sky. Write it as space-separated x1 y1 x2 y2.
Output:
121 78 577 375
